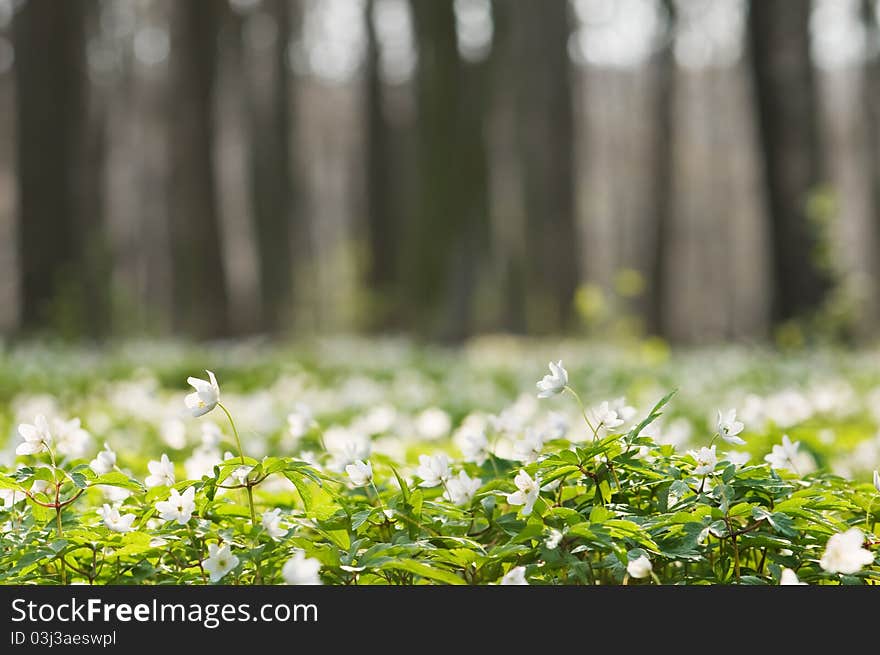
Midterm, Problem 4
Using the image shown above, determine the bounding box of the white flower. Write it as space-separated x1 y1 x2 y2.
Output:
282 550 322 585
0 488 25 509
16 415 52 456
609 398 637 427
764 434 801 471
500 566 529 585
53 417 91 458
99 485 131 503
591 401 625 431
155 487 196 525
97 504 136 533
512 429 545 464
874 470 880 493
507 469 540 516
545 528 564 549
89 443 117 475
287 404 315 442
536 360 568 398
261 508 287 541
780 568 806 585
161 419 188 450
687 445 717 476
717 409 746 445
185 370 220 417
819 528 874 574
415 407 451 440
627 555 652 579
324 426 371 471
184 445 222 480
345 459 373 486
443 471 481 506
145 453 176 488
203 543 239 583
416 453 451 488
724 451 751 467
456 429 490 465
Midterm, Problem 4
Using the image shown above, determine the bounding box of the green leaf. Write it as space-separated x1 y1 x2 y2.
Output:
379 560 465 585
91 472 145 493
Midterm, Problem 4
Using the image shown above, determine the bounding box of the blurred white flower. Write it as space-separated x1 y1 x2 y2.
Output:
160 419 187 450
200 422 223 447
545 528 564 549
287 404 315 442
203 543 239 583
687 445 717 476
536 360 568 398
53 417 91 458
500 566 529 585
724 451 751 467
185 370 220 417
415 407 451 440
590 401 624 432
609 398 637 428
416 453 451 487
507 469 540 516
184 445 222 480
282 550 322 585
764 434 802 471
155 487 196 525
443 471 481 506
89 443 117 475
455 429 490 465
627 555 652 579
717 409 745 445
97 504 136 533
145 453 176 489
0 488 25 509
345 459 373 486
819 528 874 574
324 426 371 471
512 429 545 464
262 508 287 541
780 568 806 585
874 470 880 493
542 412 570 440
16 415 52 456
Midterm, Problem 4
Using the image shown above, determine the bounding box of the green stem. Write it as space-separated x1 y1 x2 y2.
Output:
218 402 246 465
564 386 597 438
55 488 66 584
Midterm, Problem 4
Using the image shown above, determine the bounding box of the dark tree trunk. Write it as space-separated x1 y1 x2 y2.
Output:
512 0 579 333
645 0 677 337
168 0 229 339
246 0 297 333
363 0 399 329
13 0 109 338
747 0 832 324
862 0 880 329
407 0 489 340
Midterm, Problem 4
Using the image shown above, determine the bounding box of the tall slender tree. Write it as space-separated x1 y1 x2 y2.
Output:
748 0 832 324
511 0 579 333
862 0 880 330
363 0 399 329
245 0 298 333
168 0 229 338
13 0 109 338
645 0 677 337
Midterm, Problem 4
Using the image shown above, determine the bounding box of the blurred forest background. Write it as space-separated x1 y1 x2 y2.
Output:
1 0 879 345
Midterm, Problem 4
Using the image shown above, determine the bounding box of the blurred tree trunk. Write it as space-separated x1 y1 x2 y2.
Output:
407 0 489 340
512 1 578 333
363 0 399 329
13 0 109 338
747 0 832 324
168 0 229 338
862 0 880 329
246 0 297 333
645 0 677 337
